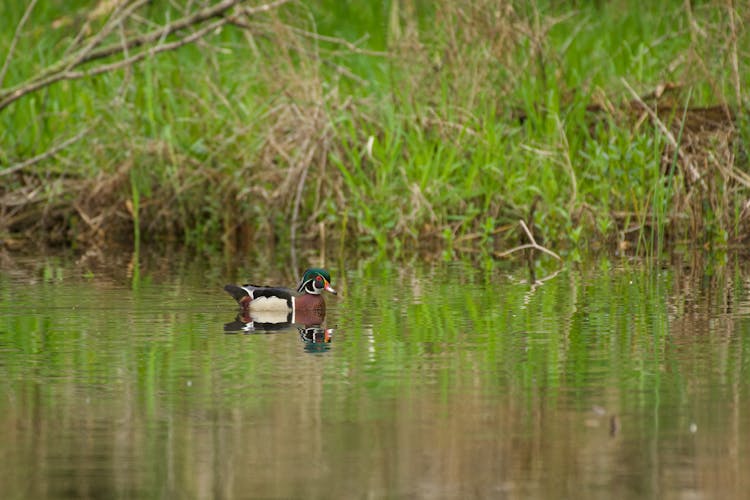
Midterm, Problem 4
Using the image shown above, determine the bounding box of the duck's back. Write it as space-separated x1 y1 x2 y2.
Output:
224 284 295 311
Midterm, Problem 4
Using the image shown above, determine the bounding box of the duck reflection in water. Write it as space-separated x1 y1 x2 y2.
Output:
223 306 335 351
223 306 327 334
298 325 334 352
222 269 337 347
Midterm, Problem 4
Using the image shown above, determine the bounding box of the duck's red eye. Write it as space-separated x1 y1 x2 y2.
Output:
315 276 322 282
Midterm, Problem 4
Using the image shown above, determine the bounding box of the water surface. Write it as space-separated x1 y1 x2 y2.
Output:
0 252 748 499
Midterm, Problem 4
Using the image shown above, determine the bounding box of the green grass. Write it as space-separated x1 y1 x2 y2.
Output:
0 0 747 258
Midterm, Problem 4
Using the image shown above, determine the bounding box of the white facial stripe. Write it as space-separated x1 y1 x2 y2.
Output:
300 279 322 295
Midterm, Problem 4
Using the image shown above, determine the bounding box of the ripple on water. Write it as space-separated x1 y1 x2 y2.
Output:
2 256 750 499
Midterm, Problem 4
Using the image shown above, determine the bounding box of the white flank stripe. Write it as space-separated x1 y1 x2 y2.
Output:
249 310 291 324
249 295 290 312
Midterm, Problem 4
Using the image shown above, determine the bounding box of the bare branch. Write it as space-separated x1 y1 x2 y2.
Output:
68 18 228 79
0 0 39 88
79 0 283 66
0 126 91 177
495 219 562 261
66 0 151 72
0 0 290 112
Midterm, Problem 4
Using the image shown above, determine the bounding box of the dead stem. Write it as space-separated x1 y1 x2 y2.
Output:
0 0 289 111
0 126 91 177
727 0 743 107
622 78 706 189
0 0 38 88
495 220 562 262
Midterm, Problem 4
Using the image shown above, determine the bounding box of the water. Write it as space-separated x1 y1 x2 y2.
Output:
1 252 749 499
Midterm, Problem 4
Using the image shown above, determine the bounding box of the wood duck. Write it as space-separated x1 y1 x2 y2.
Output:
224 268 337 321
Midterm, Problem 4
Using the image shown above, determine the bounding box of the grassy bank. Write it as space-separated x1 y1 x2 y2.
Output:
0 0 747 260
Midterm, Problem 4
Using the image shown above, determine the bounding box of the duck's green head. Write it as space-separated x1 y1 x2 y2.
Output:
297 268 337 295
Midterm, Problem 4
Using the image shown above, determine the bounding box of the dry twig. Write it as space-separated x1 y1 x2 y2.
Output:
0 127 91 177
0 0 291 111
0 0 38 88
494 219 562 261
621 78 706 188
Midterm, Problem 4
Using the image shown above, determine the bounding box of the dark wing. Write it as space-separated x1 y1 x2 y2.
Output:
224 284 250 302
224 284 295 305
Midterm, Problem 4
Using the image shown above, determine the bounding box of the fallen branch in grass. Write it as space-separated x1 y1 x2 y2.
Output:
0 0 38 88
79 0 292 66
0 0 291 112
66 17 228 79
0 126 91 177
494 219 562 262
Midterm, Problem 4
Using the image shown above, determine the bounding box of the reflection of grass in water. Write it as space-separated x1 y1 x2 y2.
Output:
0 1 746 255
1 256 749 497
326 262 658 404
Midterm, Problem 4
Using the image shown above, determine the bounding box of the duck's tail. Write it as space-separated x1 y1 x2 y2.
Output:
224 284 250 303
